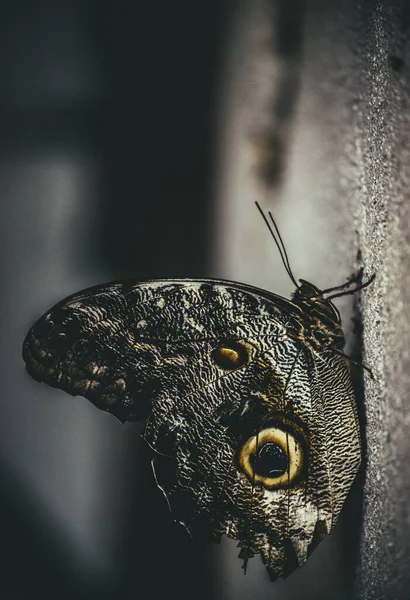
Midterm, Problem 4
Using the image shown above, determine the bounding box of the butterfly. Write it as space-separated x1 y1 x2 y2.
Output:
22 203 373 580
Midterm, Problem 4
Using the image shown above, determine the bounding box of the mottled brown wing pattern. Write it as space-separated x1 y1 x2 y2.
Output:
23 278 361 580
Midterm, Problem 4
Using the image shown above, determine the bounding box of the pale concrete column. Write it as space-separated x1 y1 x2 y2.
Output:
355 2 410 599
210 1 392 598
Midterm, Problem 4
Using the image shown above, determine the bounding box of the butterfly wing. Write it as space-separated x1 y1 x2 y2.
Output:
22 278 361 579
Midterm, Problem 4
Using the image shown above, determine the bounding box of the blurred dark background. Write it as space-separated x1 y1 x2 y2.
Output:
0 0 228 277
0 1 229 598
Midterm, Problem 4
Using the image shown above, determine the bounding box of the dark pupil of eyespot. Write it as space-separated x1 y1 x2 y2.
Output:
251 443 288 478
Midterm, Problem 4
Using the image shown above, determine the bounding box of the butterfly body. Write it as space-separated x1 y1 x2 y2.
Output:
23 277 361 580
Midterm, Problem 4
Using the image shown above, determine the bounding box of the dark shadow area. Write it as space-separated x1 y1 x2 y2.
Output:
121 442 215 600
0 462 118 600
93 1 230 598
0 1 230 598
95 1 231 279
337 281 370 592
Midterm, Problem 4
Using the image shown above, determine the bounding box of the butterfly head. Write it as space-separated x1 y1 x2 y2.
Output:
291 279 345 350
292 280 341 322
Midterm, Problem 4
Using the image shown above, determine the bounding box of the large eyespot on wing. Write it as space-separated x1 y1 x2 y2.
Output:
238 421 307 489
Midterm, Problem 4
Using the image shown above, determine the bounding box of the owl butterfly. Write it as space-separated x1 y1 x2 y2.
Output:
22 203 373 580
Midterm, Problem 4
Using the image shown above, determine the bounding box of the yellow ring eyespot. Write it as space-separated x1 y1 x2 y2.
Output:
238 426 305 489
211 340 249 370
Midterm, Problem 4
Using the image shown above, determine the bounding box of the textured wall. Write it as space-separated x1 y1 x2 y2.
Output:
356 2 410 599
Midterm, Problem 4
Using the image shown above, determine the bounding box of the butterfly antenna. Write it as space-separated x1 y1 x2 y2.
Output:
267 210 298 289
326 273 376 301
255 202 299 288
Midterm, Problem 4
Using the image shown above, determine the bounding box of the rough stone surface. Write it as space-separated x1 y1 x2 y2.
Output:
355 2 410 599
